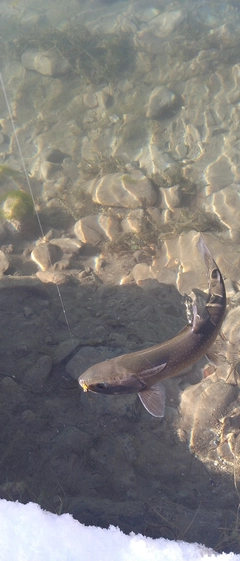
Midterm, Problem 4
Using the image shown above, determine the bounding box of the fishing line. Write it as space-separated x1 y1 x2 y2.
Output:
0 71 75 348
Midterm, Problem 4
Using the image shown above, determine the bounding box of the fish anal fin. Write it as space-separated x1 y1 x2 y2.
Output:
138 382 166 417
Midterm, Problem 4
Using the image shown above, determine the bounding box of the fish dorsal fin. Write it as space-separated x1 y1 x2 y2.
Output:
138 382 166 417
139 363 167 380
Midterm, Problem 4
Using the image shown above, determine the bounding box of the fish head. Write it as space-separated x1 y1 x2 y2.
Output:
78 358 144 395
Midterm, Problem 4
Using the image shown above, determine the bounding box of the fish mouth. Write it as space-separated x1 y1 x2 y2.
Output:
79 381 89 392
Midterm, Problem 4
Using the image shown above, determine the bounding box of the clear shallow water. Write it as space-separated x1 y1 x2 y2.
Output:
0 0 240 553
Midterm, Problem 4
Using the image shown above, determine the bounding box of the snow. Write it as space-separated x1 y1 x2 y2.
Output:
0 500 238 561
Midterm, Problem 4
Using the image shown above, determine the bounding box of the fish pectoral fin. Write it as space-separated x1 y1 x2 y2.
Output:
138 382 166 418
139 363 167 379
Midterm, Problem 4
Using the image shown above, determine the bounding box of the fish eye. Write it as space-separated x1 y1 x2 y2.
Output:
96 383 108 389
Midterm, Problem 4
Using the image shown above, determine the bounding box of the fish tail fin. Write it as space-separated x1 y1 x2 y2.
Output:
197 235 216 281
196 235 225 328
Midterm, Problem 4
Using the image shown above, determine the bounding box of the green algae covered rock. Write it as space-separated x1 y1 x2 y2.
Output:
1 190 34 222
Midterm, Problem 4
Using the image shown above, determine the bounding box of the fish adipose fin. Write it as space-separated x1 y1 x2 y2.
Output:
138 381 166 417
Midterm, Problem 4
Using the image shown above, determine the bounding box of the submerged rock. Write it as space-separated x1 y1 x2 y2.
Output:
74 214 120 244
151 9 183 38
178 374 238 464
91 172 157 208
21 49 70 76
131 262 154 284
205 155 234 194
82 92 98 109
0 250 9 276
1 190 34 224
146 86 177 119
138 146 175 177
23 355 52 392
121 209 144 233
52 338 80 365
204 185 240 241
40 161 63 181
160 185 181 210
49 238 82 254
35 270 67 284
31 242 62 271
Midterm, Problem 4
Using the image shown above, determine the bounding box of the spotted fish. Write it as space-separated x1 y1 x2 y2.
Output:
79 237 226 417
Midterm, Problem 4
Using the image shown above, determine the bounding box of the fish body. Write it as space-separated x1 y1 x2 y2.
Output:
78 237 226 417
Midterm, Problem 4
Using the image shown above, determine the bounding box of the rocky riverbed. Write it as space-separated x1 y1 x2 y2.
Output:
0 0 239 553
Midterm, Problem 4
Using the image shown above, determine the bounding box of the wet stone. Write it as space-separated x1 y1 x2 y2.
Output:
205 156 234 193
49 238 82 254
42 228 64 241
160 185 181 210
204 185 240 241
138 145 175 177
0 377 26 410
117 79 133 93
108 332 128 348
15 344 29 357
118 14 137 33
224 278 236 298
208 23 240 48
117 434 138 463
20 12 48 30
146 208 162 229
52 338 80 365
23 306 33 318
133 250 149 263
53 257 69 271
83 92 98 109
21 409 36 424
121 209 144 233
131 263 153 284
146 86 177 119
131 6 160 24
134 29 163 54
40 161 62 181
36 270 67 284
179 375 238 462
0 250 9 276
23 355 52 392
52 426 89 455
150 9 183 38
74 214 120 244
95 88 113 109
220 306 240 367
91 172 157 209
31 242 62 271
21 49 70 76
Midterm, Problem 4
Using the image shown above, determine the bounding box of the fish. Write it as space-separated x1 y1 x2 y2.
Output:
78 236 226 417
